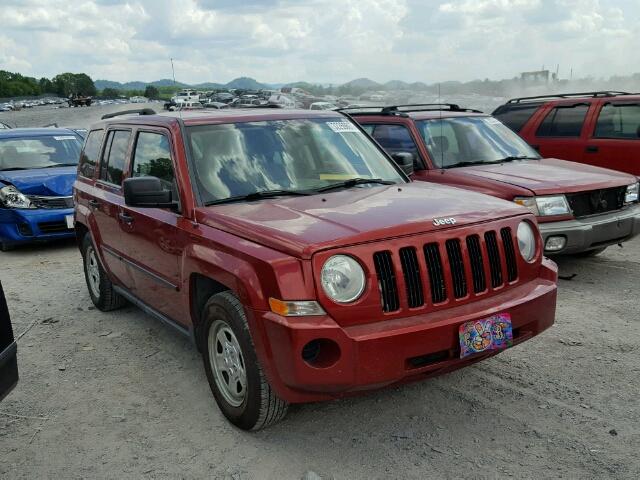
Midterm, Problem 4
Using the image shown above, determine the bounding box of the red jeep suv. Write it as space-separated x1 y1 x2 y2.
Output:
493 91 640 176
74 108 557 429
347 104 640 256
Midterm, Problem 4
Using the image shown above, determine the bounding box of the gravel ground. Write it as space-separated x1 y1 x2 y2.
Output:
1 105 639 479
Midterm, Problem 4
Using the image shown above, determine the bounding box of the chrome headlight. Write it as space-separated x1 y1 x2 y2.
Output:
321 255 366 303
514 195 570 216
516 221 537 262
0 185 34 209
625 182 639 204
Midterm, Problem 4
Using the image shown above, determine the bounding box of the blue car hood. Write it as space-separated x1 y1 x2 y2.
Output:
0 167 76 196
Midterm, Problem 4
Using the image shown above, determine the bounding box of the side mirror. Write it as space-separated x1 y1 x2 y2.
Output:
123 177 176 209
391 152 415 176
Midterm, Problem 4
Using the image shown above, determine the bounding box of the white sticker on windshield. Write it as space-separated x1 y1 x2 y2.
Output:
54 136 77 141
326 121 359 133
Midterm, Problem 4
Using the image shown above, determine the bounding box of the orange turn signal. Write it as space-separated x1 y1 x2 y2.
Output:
268 298 326 317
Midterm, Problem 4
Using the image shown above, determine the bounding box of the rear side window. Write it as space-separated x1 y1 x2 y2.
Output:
100 130 131 186
132 132 175 185
78 129 104 178
536 104 589 137
493 104 540 132
369 124 419 158
594 103 640 139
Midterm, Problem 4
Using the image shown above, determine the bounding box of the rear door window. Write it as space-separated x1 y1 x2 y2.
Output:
369 124 419 158
594 103 640 139
100 130 131 186
78 129 104 178
536 104 589 137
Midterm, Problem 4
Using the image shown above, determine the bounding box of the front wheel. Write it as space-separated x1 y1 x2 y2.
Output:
81 234 126 311
201 291 288 430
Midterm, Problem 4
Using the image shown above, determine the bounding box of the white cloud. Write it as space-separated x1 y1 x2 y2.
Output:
0 0 638 84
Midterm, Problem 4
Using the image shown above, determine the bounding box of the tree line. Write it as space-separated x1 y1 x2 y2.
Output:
0 70 97 98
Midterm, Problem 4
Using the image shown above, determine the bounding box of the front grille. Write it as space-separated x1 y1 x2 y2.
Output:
37 221 70 233
566 187 625 218
27 195 73 209
374 228 519 313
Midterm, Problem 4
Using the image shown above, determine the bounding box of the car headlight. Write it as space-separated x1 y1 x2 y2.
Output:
514 195 570 216
625 182 639 204
0 185 34 209
321 255 366 303
516 221 537 262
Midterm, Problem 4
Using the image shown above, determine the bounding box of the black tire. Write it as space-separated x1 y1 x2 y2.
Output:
0 241 15 252
81 233 126 311
201 291 288 430
573 247 607 258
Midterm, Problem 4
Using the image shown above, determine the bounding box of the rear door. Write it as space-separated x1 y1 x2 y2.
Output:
0 281 18 401
118 128 189 325
583 100 640 175
523 102 593 161
91 128 135 289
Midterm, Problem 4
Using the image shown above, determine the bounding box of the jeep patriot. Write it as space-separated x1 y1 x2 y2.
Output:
74 108 558 429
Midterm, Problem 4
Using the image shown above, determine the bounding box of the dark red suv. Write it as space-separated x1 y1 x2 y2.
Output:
348 104 640 256
74 108 557 429
493 91 640 176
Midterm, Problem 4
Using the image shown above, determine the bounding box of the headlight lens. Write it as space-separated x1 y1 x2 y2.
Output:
625 182 639 204
321 255 366 303
0 185 34 209
514 195 570 216
516 221 537 262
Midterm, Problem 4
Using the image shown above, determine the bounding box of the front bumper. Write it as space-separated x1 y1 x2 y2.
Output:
539 204 640 255
253 259 558 404
0 207 75 247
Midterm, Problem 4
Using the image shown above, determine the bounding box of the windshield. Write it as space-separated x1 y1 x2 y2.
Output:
187 118 405 203
416 116 540 168
0 134 82 171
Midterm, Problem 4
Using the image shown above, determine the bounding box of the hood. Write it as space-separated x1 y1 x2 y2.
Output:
0 166 76 196
196 182 528 258
459 159 636 196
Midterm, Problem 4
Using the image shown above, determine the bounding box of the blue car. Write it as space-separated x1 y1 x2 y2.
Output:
0 128 83 250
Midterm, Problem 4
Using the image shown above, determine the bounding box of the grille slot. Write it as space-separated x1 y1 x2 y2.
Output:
373 251 400 312
423 243 447 304
500 227 518 282
484 231 503 288
27 195 73 209
399 247 424 308
466 235 486 293
445 239 467 299
37 221 70 233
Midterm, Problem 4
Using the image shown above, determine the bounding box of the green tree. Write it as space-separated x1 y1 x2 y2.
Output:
144 85 159 99
100 87 120 98
52 72 96 97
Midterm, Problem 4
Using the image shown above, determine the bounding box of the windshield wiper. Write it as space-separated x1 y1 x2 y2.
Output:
0 167 29 172
442 156 539 169
497 155 539 162
205 189 312 206
315 178 396 193
42 163 78 168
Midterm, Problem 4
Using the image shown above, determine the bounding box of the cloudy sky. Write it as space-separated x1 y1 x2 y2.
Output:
1 0 639 85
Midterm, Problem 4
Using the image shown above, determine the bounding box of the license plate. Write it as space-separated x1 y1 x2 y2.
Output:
459 313 513 358
65 215 74 229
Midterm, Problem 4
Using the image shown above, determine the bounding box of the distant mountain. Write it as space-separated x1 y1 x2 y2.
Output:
342 78 381 89
225 77 266 89
95 79 188 91
384 80 410 90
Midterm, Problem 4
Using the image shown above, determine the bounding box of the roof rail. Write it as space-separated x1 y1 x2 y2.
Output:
101 108 157 120
338 104 483 116
506 91 634 104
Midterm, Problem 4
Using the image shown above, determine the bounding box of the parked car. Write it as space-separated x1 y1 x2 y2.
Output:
309 101 338 111
0 128 83 250
0 280 18 401
347 104 640 256
492 91 640 176
74 107 557 430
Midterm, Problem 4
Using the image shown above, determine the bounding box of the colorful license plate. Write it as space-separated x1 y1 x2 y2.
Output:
459 313 513 358
65 215 74 229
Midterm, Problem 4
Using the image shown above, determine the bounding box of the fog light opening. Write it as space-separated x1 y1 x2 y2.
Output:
301 339 341 369
545 235 566 252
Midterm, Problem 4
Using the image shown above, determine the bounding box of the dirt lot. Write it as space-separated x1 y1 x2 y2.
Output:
1 105 639 479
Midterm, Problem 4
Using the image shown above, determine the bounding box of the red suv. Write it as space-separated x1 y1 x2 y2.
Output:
347 104 640 256
74 108 557 429
492 91 640 176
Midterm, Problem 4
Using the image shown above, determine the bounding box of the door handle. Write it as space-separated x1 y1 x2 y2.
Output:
585 145 599 153
88 199 100 209
118 212 134 225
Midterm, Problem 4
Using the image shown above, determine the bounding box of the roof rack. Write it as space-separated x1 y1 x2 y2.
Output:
101 108 157 120
338 104 483 116
506 91 634 104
